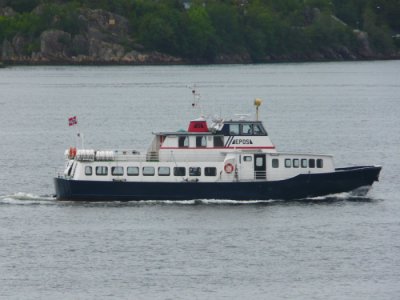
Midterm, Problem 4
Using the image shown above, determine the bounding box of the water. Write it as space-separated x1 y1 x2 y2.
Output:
0 61 399 299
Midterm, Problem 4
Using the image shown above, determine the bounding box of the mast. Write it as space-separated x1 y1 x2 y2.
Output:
254 98 262 121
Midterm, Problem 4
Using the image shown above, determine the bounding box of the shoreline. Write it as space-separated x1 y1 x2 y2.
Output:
1 56 399 67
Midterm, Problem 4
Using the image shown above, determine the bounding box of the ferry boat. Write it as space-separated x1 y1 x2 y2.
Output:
54 99 381 201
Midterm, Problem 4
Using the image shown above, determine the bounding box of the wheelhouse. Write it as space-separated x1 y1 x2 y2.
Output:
217 121 268 136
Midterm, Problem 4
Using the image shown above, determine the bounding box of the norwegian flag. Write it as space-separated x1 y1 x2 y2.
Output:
68 116 77 126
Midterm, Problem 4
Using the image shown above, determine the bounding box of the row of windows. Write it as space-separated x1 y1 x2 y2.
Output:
178 136 224 148
220 123 266 136
272 158 324 169
85 166 218 177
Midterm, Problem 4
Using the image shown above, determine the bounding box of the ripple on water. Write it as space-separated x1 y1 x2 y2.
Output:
0 191 378 207
0 192 57 205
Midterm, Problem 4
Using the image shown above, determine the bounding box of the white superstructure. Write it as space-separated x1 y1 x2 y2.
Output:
62 116 335 184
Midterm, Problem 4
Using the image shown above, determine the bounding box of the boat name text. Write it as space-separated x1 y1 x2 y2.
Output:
232 139 253 145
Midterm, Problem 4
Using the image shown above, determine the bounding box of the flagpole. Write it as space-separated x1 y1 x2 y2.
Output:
69 115 84 149
80 132 85 149
76 124 84 149
75 124 78 149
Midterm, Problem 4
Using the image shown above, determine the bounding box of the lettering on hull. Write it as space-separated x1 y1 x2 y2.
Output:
232 139 253 145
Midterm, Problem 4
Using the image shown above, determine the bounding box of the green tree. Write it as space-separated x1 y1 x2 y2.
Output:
136 2 187 56
2 0 40 13
206 2 244 54
244 1 290 58
362 4 394 53
306 12 354 50
183 5 217 61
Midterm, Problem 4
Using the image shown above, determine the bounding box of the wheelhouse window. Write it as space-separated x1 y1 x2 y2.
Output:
158 167 170 176
127 166 139 176
111 166 124 176
174 167 186 176
301 159 308 168
219 122 267 136
85 166 92 176
243 156 252 162
196 136 207 147
272 159 279 168
293 159 299 168
213 136 224 147
285 159 291 168
317 159 323 168
205 167 217 176
253 124 266 135
178 136 189 148
96 166 108 176
229 124 240 135
189 167 201 176
309 159 315 168
241 124 253 135
143 167 155 176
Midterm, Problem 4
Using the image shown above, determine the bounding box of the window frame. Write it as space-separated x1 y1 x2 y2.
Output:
204 167 217 176
127 166 139 176
143 166 155 176
301 159 308 168
85 166 92 176
285 159 292 168
196 136 207 148
272 158 279 168
173 167 186 176
178 136 189 148
241 124 253 136
243 156 252 162
229 124 240 135
96 166 108 176
189 167 201 176
317 159 323 168
255 157 264 167
111 166 124 176
253 124 266 136
293 159 299 168
309 159 315 168
158 166 170 176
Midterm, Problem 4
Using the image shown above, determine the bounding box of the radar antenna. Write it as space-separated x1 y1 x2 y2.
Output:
211 114 224 132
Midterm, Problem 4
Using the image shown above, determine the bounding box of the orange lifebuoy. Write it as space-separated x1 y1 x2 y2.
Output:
224 163 234 174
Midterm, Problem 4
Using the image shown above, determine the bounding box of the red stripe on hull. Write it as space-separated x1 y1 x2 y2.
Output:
160 146 276 150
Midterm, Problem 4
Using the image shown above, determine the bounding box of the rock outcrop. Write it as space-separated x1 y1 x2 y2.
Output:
0 7 184 64
354 30 374 58
40 30 72 59
0 6 16 17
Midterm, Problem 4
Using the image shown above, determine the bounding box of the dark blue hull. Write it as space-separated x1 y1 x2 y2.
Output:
54 166 381 201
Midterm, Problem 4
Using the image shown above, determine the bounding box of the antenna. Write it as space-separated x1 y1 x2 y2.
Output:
254 98 263 121
189 84 203 116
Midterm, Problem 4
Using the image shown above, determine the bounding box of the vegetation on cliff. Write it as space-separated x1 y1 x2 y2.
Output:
0 0 399 63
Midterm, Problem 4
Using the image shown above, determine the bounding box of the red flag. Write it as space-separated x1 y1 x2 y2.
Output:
68 116 77 126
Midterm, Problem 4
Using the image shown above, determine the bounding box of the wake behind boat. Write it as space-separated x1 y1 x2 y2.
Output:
54 98 381 201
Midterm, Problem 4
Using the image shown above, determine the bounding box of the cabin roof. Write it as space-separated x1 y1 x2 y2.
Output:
223 120 264 124
153 131 213 136
153 120 266 136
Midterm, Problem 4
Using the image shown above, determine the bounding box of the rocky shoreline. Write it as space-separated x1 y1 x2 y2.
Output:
1 7 399 66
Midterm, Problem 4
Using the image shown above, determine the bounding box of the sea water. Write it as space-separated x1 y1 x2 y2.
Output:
0 61 399 299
